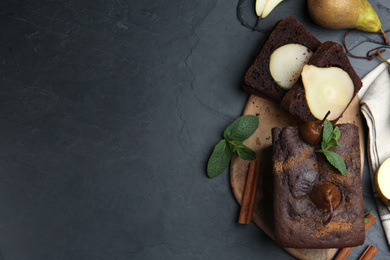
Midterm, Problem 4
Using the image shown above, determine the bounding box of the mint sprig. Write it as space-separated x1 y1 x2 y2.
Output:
207 115 259 178
223 115 259 141
317 119 347 176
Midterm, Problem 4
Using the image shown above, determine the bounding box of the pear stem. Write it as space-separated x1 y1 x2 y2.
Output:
324 203 333 225
376 51 390 73
320 111 331 126
323 193 334 225
381 28 389 45
376 51 390 66
252 16 262 31
344 30 390 60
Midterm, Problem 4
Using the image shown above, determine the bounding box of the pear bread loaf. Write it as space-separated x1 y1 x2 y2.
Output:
243 16 321 101
272 123 365 248
281 41 363 123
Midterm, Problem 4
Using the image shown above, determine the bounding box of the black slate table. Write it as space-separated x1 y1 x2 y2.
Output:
1 0 390 259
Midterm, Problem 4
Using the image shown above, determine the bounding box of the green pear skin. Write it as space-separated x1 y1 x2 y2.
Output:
308 0 381 32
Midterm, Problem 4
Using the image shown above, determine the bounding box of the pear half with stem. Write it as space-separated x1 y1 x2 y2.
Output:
302 65 354 121
254 0 284 28
255 0 267 17
308 0 388 43
262 0 284 18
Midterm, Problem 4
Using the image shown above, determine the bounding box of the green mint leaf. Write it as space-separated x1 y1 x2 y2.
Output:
365 218 370 224
207 140 233 178
236 143 256 161
207 115 259 179
333 126 341 140
323 150 347 176
326 127 342 148
322 119 333 144
317 120 347 175
326 138 342 149
227 139 242 153
321 139 327 151
223 115 259 142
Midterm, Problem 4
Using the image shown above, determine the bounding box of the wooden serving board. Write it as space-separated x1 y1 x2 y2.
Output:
230 94 365 260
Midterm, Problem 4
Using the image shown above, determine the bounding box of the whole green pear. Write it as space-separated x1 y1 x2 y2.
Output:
308 0 381 32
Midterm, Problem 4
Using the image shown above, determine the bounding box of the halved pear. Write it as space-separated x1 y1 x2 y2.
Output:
255 0 284 19
302 65 354 121
262 0 284 18
376 158 390 206
269 44 313 89
255 0 267 17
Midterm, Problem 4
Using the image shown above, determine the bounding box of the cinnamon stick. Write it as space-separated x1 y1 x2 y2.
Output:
238 160 261 224
364 213 377 232
334 213 377 260
358 244 378 260
246 161 261 223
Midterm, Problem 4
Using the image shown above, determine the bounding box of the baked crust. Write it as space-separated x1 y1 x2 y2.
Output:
272 124 365 248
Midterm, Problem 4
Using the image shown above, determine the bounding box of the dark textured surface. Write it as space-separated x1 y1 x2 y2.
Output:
0 0 389 259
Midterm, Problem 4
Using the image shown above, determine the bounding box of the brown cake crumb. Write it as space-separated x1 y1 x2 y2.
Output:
281 41 362 123
243 16 321 101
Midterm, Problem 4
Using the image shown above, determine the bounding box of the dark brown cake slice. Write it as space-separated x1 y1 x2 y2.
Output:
243 16 321 101
281 41 363 123
272 123 365 249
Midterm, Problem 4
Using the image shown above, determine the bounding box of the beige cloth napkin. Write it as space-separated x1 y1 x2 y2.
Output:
360 60 390 246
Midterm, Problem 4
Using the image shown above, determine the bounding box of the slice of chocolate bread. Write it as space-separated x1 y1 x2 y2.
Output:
243 16 321 101
272 123 364 248
281 41 362 123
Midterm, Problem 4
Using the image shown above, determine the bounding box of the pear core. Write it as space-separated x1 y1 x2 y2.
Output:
269 44 313 89
301 65 354 121
377 158 390 206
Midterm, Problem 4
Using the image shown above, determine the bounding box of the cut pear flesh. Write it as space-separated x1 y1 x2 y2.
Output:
377 158 390 206
302 65 354 121
262 0 284 18
269 44 313 89
255 0 267 16
255 0 284 18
